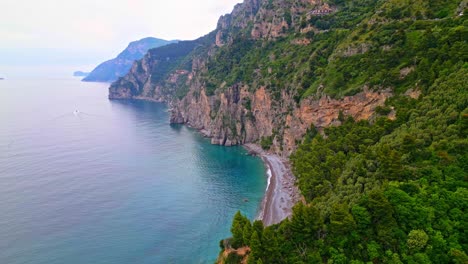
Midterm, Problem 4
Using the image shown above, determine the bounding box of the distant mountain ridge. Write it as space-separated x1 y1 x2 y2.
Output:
83 37 177 82
73 71 89 77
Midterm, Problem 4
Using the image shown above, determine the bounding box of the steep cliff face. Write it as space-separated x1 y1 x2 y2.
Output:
109 0 414 156
215 0 328 44
215 0 261 46
109 39 207 101
108 52 156 100
171 83 391 156
171 85 277 147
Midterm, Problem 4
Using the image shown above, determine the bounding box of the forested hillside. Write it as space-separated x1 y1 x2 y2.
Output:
219 0 467 263
227 66 467 263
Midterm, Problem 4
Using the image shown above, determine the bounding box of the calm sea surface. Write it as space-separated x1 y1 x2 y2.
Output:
0 78 266 263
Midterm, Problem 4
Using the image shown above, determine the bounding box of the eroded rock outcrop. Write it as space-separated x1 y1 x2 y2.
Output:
171 83 391 156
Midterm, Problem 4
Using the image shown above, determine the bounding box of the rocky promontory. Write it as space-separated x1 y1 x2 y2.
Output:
84 37 177 83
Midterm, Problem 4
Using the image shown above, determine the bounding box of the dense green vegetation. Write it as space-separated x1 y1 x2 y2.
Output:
205 0 466 101
147 39 205 84
223 1 467 263
228 64 467 264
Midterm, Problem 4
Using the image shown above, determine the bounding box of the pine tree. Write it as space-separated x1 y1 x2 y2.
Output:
262 228 281 263
249 231 262 262
252 220 264 240
243 221 253 246
231 211 246 248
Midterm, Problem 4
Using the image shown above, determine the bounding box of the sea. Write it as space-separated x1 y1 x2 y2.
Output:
0 77 267 263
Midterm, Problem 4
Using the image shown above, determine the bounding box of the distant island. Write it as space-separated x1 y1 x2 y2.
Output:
73 71 89 77
83 37 177 83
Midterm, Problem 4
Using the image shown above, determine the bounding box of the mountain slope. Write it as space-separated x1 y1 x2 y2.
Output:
109 35 213 101
224 64 467 264
109 0 466 155
109 0 467 262
83 37 177 82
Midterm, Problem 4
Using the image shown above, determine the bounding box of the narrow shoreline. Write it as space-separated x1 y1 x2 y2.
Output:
243 144 300 226
110 98 301 226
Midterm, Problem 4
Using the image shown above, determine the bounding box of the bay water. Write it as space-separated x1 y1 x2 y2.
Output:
0 78 266 263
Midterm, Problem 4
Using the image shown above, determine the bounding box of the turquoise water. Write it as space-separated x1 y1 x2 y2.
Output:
0 78 267 263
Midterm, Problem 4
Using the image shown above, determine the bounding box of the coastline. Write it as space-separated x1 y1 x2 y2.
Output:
109 97 301 226
243 144 301 226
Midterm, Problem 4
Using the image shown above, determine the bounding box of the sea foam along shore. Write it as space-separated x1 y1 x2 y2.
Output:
243 144 301 226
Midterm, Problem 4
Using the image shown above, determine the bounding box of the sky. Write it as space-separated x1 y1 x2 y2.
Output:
0 0 241 77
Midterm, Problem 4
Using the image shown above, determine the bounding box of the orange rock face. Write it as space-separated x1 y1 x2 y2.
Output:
299 89 391 128
281 88 392 155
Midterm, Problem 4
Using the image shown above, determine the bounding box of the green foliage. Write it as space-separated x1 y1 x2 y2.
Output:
225 252 244 264
291 117 394 201
449 248 468 264
249 231 262 262
289 203 322 243
407 230 429 252
174 74 190 100
242 221 253 246
260 136 273 150
205 37 256 89
221 1 467 263
315 17 467 97
375 105 392 115
329 203 356 236
230 211 250 248
225 65 468 262
311 0 379 30
117 0 466 107
202 0 467 102
148 40 201 84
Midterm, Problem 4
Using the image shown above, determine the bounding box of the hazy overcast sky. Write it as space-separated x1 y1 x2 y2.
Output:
0 0 241 77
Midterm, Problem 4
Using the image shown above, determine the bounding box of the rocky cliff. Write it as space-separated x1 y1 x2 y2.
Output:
108 0 428 156
109 37 209 100
170 83 391 156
